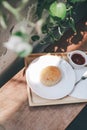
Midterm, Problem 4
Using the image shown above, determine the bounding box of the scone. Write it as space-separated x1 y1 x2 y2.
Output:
40 66 62 86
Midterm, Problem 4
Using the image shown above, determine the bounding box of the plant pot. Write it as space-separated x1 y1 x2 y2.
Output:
32 1 87 53
43 17 87 53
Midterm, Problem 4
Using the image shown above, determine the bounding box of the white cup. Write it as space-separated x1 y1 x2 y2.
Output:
67 50 87 69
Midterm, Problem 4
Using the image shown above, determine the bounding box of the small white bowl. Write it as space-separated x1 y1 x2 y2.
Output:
67 50 87 69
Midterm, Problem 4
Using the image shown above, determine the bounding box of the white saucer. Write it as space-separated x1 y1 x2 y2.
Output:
26 55 76 99
69 67 87 99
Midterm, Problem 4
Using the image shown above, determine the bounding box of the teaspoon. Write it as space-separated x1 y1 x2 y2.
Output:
75 71 87 86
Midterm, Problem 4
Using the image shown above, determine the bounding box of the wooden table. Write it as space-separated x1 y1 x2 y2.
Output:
0 68 87 130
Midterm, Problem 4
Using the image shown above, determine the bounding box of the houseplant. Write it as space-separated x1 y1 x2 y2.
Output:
0 0 87 57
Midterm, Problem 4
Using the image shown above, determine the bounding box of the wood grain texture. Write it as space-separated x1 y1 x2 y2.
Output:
0 69 27 123
0 67 86 130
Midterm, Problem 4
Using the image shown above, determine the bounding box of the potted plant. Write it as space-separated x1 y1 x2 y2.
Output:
0 0 87 57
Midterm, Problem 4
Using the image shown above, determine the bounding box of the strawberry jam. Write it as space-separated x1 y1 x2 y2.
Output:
71 53 85 65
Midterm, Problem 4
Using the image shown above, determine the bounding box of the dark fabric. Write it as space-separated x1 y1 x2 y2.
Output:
66 105 87 130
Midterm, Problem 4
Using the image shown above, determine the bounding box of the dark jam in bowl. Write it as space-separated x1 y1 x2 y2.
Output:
71 53 85 65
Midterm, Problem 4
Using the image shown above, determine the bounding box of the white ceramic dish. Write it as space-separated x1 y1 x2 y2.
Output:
26 55 76 99
67 50 87 69
69 67 87 99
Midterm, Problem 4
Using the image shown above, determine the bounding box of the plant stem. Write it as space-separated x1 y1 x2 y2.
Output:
2 1 20 21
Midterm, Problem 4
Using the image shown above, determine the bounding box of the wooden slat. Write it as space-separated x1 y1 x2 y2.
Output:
25 52 87 106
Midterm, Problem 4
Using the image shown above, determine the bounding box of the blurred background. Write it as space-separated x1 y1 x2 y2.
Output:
0 0 87 87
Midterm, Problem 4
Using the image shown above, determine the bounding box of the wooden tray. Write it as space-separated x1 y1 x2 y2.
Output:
25 52 87 106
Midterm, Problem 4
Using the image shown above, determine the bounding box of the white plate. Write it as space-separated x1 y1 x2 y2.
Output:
26 55 76 99
69 67 87 99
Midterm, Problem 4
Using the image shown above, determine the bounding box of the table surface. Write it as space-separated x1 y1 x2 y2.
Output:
0 2 87 130
0 68 86 130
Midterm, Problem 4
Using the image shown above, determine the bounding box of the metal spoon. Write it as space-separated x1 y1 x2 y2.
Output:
75 71 87 86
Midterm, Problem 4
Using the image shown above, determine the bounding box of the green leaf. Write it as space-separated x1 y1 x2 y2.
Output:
69 17 76 32
13 31 29 41
36 0 56 18
49 2 67 20
17 49 32 57
31 35 40 41
42 24 48 33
